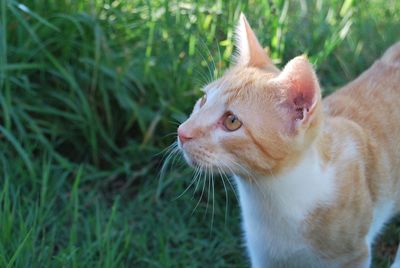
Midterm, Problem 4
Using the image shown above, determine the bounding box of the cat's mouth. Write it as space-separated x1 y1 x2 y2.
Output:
179 143 218 170
180 147 207 168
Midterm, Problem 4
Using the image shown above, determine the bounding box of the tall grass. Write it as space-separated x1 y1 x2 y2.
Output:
0 0 399 267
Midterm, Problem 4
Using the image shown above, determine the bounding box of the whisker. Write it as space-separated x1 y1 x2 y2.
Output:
226 158 258 183
193 67 212 88
198 38 218 81
217 164 229 226
202 39 217 80
192 167 207 215
170 147 183 169
191 166 202 199
219 164 240 203
266 165 278 181
210 168 215 232
168 120 182 126
161 132 178 139
203 165 211 220
157 143 182 199
215 37 223 78
196 39 215 84
228 159 271 202
156 141 178 157
174 170 199 200
158 145 179 179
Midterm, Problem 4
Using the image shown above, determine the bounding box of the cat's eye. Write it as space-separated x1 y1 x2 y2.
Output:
223 113 242 131
199 94 207 107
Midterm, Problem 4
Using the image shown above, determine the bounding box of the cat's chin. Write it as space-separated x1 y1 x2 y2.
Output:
179 143 210 169
181 152 197 167
180 148 201 167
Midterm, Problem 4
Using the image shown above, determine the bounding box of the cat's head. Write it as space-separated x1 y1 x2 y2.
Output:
177 14 323 177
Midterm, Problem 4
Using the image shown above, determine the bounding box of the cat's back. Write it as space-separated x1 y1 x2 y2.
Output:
323 42 400 149
323 42 400 207
323 42 400 132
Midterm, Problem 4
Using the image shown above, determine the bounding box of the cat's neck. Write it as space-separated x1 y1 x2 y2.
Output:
234 144 336 221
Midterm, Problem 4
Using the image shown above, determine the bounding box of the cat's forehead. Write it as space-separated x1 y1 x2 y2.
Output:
202 66 279 105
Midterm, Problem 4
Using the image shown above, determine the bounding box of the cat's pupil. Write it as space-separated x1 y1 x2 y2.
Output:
230 115 238 124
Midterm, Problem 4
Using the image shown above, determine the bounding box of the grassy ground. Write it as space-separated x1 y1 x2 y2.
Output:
0 0 399 267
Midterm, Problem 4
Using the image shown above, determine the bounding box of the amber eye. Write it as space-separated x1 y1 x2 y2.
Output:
199 94 207 107
223 113 242 131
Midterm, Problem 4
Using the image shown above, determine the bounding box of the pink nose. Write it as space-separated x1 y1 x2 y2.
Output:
178 126 193 144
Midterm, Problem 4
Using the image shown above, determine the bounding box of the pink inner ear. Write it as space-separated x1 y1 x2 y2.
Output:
281 56 319 122
273 56 321 134
289 78 316 120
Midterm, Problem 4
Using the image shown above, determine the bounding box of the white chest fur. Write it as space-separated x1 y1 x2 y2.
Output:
234 148 336 268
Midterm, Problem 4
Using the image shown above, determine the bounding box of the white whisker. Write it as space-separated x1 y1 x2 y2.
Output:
192 167 207 215
174 170 200 200
219 165 240 203
191 166 202 199
204 165 211 220
226 158 271 202
217 164 229 226
210 169 215 232
157 141 178 157
157 142 182 199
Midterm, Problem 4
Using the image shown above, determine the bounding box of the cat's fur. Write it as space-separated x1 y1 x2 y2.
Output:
177 14 400 268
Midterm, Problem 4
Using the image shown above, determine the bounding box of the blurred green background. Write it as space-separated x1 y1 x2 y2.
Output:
0 0 399 267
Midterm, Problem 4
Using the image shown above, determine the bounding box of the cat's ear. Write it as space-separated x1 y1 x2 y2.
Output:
278 56 321 131
234 13 276 70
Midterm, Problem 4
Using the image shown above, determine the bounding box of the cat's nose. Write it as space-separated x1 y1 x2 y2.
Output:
177 126 193 144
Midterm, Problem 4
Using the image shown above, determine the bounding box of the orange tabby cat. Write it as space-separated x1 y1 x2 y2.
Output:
177 13 400 268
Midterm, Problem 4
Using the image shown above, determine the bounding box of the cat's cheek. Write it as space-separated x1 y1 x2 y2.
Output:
178 141 204 167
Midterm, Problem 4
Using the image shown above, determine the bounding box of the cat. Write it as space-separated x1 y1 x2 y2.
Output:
177 13 400 268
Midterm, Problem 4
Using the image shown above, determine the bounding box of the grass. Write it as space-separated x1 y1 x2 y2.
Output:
0 0 399 267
